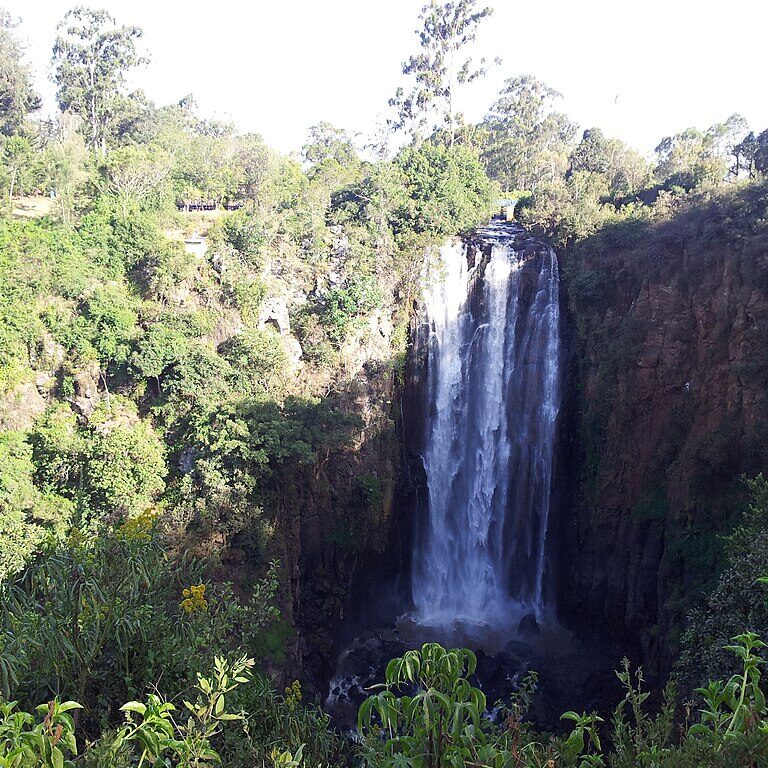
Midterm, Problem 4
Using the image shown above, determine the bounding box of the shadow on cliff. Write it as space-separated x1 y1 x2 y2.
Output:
555 179 768 684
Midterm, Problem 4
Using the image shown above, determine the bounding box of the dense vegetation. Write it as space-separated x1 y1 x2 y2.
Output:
0 0 767 765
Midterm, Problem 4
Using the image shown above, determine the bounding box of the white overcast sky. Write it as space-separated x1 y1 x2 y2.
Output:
5 0 768 157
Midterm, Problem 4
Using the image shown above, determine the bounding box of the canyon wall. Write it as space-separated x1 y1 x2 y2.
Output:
557 184 768 672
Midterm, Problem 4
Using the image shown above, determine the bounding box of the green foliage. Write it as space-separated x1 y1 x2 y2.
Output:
78 286 138 366
357 472 385 510
358 643 494 768
0 432 74 580
302 121 362 193
0 12 41 136
609 660 676 767
0 698 82 768
0 431 72 580
357 638 768 768
219 328 288 395
391 142 495 244
677 475 768 689
482 74 576 192
176 395 361 540
156 341 235 422
323 274 383 344
0 524 279 734
31 400 166 525
107 655 254 767
218 673 349 768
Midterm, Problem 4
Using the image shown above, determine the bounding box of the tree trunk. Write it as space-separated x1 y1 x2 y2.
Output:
8 165 16 206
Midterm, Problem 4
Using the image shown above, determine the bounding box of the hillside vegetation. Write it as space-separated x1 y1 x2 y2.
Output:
0 2 768 766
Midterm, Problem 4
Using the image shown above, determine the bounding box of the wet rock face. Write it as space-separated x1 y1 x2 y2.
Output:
559 212 768 675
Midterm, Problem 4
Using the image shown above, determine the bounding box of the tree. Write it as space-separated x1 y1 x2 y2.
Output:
518 170 612 247
51 7 145 154
390 0 494 145
302 121 360 183
301 122 362 216
105 143 172 217
0 431 72 580
391 141 494 241
2 134 32 203
172 122 241 205
482 74 576 191
234 132 275 201
653 115 748 189
733 129 768 179
41 113 92 226
570 128 650 197
0 11 40 136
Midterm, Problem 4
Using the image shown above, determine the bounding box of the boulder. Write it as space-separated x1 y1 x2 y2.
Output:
518 612 540 638
259 297 291 335
68 362 101 419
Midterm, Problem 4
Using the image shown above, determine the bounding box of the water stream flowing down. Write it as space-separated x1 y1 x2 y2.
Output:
412 224 561 628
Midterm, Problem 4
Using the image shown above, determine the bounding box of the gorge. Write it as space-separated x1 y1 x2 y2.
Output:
324 189 768 726
3 2 768 761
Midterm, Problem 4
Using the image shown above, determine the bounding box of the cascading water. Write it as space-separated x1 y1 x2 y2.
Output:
411 223 561 627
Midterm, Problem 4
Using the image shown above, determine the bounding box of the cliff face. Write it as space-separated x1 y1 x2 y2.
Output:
558 185 768 671
264 311 402 691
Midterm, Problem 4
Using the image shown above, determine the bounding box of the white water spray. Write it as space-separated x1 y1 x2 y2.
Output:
412 224 561 627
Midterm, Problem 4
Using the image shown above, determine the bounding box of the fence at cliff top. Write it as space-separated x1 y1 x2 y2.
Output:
411 226 561 627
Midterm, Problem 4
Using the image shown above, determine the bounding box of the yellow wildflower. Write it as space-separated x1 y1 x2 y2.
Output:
284 680 302 710
116 509 157 543
180 583 208 613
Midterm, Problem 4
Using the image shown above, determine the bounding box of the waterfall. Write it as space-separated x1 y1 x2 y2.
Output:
411 224 561 627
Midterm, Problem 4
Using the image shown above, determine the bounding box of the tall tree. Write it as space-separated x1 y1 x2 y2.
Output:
41 112 91 226
390 0 494 145
481 74 576 192
0 11 40 135
734 129 768 178
570 128 650 196
51 7 145 155
105 143 172 217
3 134 32 203
653 115 748 189
302 121 360 185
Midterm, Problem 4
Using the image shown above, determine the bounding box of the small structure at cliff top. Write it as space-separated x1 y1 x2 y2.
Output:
495 197 519 221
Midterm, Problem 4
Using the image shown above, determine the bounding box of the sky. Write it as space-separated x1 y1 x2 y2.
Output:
5 0 768 158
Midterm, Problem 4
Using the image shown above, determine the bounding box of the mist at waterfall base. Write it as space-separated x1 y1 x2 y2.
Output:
326 223 624 727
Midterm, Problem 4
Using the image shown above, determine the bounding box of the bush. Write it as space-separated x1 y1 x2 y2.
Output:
323 274 382 344
30 400 166 526
0 525 279 736
219 327 288 395
676 475 768 690
0 431 73 579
